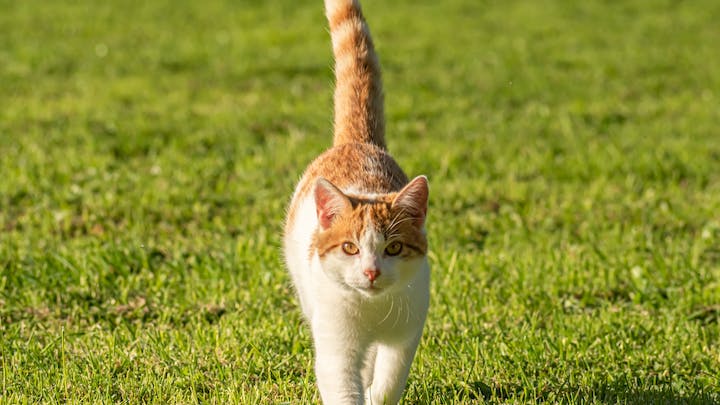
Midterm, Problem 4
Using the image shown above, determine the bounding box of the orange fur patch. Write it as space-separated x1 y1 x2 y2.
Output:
326 1 363 32
312 197 427 259
285 142 409 229
326 0 385 149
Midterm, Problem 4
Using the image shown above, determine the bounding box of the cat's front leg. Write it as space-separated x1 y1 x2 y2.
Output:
366 335 422 405
312 318 366 404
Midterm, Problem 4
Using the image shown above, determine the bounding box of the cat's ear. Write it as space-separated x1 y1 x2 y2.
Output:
392 175 429 227
314 178 351 229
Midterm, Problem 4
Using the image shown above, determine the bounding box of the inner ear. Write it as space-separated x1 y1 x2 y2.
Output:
392 175 429 227
314 178 351 229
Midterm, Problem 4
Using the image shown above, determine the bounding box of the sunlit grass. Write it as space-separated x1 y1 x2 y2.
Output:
1 0 719 403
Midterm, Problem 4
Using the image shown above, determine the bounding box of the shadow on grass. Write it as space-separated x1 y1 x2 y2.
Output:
589 384 720 405
441 380 720 404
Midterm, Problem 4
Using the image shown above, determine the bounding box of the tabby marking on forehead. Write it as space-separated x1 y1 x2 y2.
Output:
313 198 427 259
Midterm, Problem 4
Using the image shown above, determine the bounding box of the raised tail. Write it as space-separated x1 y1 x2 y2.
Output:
324 0 386 149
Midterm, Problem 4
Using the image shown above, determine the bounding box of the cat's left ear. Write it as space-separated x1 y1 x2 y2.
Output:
392 175 429 227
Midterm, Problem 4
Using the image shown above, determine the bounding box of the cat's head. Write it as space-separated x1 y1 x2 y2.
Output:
312 176 429 297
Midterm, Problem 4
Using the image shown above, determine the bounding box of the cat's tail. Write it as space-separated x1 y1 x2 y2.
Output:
324 0 386 149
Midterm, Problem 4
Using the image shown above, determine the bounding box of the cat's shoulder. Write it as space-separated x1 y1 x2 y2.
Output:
303 142 408 194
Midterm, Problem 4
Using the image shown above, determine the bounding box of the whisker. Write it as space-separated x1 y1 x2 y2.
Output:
405 296 411 324
393 295 403 328
378 295 395 326
387 211 412 231
385 215 416 239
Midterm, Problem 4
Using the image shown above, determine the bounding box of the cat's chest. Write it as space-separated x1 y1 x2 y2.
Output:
350 291 426 340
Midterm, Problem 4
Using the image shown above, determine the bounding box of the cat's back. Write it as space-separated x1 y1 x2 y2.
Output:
298 142 408 199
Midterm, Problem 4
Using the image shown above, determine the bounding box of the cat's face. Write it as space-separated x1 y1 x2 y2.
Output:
313 176 428 297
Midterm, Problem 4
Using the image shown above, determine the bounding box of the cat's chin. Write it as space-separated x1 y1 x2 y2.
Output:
354 285 387 297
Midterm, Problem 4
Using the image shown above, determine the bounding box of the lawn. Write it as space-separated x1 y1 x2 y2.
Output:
1 0 719 403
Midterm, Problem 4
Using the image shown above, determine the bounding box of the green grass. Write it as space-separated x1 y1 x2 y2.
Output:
2 0 719 403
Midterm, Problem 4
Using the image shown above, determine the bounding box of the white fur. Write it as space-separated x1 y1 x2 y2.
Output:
284 194 430 404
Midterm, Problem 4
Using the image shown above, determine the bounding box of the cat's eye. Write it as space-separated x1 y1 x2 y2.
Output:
385 241 403 256
342 242 359 255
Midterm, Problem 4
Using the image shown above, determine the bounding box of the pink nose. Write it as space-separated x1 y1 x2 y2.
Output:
364 268 381 282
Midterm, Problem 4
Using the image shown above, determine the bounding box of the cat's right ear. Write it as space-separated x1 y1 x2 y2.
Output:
314 178 351 229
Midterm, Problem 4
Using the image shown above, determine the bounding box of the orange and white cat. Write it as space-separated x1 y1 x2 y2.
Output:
283 0 430 404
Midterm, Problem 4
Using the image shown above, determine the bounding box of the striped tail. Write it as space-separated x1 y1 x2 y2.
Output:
324 0 386 149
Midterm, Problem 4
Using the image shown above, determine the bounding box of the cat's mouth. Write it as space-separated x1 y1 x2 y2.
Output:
355 284 384 296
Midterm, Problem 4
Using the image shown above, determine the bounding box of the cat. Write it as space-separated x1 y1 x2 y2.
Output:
282 0 430 404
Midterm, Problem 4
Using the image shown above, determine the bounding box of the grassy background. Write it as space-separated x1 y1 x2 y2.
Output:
2 0 719 403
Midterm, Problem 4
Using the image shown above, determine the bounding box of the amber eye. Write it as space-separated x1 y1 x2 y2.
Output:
385 241 403 256
342 242 359 255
